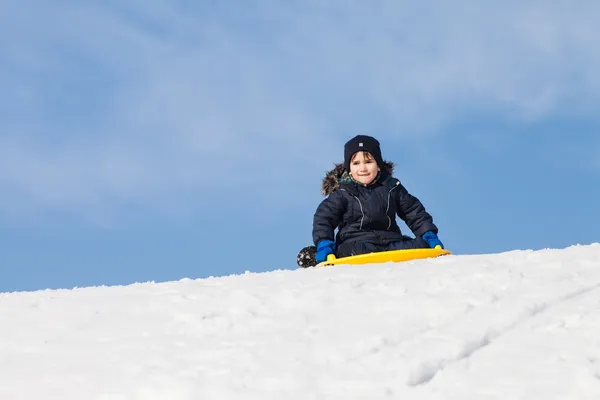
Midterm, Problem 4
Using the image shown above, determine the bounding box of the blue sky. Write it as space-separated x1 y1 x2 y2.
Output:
1 1 599 292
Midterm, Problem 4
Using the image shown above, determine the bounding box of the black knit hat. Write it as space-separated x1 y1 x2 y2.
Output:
343 135 384 172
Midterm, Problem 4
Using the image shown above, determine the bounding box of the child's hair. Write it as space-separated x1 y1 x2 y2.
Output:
350 151 375 163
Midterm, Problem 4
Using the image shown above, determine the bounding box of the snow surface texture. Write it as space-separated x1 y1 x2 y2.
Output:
2 244 600 400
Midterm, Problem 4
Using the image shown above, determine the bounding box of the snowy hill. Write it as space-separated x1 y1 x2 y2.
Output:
2 244 600 399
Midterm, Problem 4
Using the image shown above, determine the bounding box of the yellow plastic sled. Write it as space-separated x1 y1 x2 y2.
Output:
316 247 451 267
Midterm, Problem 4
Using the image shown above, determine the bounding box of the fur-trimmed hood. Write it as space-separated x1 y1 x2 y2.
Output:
321 161 395 196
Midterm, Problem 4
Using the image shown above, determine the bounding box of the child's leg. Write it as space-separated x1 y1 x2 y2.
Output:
386 237 430 251
336 240 379 258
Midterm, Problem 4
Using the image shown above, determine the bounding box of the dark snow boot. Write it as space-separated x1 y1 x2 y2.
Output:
297 245 317 268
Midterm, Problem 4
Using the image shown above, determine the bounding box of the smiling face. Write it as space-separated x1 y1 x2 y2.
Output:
349 151 380 185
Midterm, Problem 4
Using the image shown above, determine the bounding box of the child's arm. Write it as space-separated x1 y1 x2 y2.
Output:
312 191 347 245
395 183 438 238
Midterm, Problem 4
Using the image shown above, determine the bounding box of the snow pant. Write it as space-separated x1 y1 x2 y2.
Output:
336 236 430 258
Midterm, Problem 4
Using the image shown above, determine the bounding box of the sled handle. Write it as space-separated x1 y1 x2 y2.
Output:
326 254 337 262
434 245 442 249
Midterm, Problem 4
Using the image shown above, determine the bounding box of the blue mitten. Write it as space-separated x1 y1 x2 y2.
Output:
316 240 336 263
422 231 444 249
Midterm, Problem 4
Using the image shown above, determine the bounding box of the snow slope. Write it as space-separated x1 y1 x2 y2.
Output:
2 244 600 399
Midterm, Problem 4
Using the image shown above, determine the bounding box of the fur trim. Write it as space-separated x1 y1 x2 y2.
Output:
321 161 395 196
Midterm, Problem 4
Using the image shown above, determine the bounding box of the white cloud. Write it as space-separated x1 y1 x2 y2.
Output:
1 1 599 222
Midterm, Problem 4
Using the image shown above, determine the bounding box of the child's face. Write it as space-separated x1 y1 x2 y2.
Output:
350 151 380 185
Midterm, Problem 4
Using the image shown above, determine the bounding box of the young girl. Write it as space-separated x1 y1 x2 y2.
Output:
297 135 444 267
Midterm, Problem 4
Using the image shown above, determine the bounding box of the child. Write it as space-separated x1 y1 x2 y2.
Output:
297 135 443 267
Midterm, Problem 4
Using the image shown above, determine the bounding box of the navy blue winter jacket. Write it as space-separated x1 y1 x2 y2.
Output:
312 162 438 256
